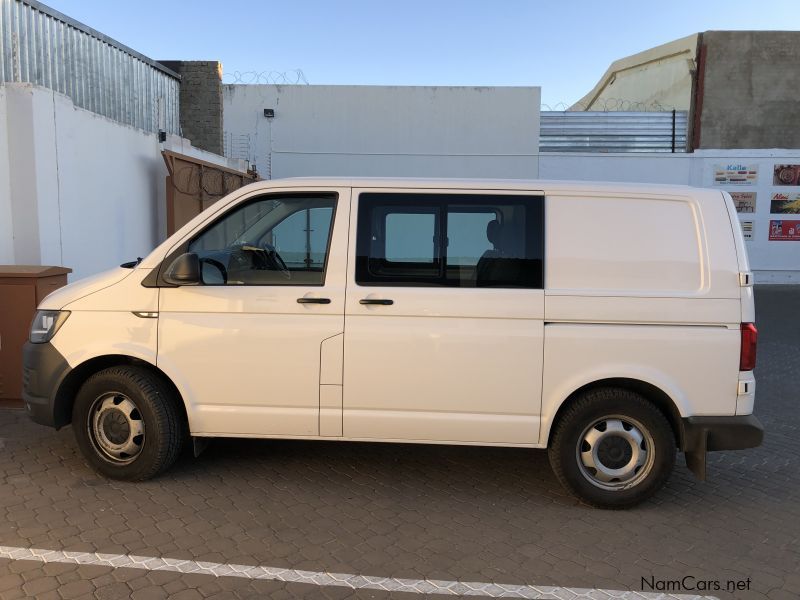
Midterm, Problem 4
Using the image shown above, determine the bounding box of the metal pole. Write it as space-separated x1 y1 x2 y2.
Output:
671 109 676 153
304 209 312 267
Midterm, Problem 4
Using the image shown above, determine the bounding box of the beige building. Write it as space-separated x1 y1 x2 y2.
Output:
571 31 800 150
570 34 698 112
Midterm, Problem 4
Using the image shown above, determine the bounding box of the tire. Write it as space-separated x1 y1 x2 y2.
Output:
72 366 185 481
548 387 676 509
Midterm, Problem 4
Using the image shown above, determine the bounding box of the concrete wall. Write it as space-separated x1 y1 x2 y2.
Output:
697 31 800 150
570 35 698 112
223 85 540 179
160 61 224 155
540 149 800 282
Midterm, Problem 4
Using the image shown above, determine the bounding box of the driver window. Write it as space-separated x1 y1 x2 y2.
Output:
188 194 337 286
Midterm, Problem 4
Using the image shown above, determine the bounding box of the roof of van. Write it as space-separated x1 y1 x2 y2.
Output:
245 177 701 194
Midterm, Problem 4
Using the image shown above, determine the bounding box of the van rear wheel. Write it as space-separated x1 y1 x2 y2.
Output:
548 388 676 509
72 366 185 481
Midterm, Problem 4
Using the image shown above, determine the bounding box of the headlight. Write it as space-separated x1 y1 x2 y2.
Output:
29 310 70 344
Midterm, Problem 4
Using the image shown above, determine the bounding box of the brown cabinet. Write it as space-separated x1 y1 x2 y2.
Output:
0 266 71 405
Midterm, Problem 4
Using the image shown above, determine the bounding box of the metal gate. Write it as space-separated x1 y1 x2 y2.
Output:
163 150 258 235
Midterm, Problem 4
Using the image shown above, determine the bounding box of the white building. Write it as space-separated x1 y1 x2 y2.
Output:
223 85 540 180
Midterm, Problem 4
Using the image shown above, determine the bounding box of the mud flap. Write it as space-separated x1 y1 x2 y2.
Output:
684 430 707 481
193 436 211 458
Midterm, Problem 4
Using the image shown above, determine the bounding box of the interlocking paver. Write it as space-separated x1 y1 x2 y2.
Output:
0 572 23 592
93 581 133 599
131 584 170 600
21 575 59 595
57 578 95 598
0 285 797 599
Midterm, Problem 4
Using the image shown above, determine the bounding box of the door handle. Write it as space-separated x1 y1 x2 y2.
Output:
297 297 332 304
359 298 394 305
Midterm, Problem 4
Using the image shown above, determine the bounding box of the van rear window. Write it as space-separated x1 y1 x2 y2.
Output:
355 193 544 288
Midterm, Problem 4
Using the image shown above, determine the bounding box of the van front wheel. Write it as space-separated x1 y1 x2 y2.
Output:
548 388 676 509
72 366 185 481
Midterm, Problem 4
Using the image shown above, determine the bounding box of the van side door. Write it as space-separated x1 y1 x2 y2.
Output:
342 189 545 444
157 187 351 437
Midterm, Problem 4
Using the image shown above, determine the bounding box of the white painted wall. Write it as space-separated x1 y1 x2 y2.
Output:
53 90 166 279
0 83 167 280
539 153 694 184
0 83 244 281
540 150 800 282
223 85 540 179
0 87 14 264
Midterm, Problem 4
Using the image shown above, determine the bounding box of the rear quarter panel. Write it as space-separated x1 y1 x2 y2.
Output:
540 323 740 442
540 187 743 444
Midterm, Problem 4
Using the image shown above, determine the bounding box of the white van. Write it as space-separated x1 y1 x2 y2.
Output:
22 178 763 508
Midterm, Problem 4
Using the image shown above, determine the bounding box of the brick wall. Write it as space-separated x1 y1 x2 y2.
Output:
159 61 223 155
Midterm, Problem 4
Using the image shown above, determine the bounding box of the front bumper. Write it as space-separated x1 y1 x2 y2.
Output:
21 341 71 429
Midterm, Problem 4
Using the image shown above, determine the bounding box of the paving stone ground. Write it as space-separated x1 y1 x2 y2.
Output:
0 285 797 599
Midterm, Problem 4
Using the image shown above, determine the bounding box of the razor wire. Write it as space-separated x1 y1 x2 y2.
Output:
223 69 309 85
542 98 678 112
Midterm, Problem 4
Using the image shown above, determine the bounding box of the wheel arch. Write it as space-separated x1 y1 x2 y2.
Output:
53 355 188 431
545 378 685 450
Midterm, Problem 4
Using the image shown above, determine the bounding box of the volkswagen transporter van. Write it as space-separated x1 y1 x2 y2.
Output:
22 178 763 508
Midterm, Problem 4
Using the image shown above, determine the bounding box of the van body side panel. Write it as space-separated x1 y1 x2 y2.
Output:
156 187 352 437
546 194 707 295
319 333 344 436
319 333 344 385
157 306 343 435
545 189 741 302
539 323 741 443
50 311 158 370
720 191 756 323
342 188 545 445
541 188 744 445
343 293 544 443
544 296 741 326
50 269 160 368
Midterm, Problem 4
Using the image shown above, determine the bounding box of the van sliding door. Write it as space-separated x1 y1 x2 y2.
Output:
342 189 545 445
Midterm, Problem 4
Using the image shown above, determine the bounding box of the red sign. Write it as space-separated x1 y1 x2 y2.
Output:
769 220 800 241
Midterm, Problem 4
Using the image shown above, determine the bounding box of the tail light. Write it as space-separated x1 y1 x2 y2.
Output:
740 323 758 371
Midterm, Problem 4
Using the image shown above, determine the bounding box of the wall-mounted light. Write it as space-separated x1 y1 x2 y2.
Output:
158 130 167 142
264 109 275 118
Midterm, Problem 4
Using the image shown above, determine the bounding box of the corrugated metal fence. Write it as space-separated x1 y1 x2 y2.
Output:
540 111 689 153
0 0 180 134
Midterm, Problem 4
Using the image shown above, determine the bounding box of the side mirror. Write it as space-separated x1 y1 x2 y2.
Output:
163 252 201 286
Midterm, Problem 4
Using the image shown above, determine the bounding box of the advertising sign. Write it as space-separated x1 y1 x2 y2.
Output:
730 192 756 213
769 219 800 241
770 192 800 214
713 164 758 185
773 164 800 186
740 221 754 241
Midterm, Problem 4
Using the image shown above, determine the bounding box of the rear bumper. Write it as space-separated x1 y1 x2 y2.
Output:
682 415 764 453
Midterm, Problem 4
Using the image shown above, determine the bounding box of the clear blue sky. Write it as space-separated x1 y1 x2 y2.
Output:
46 0 800 107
